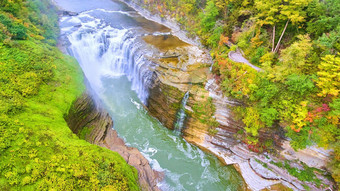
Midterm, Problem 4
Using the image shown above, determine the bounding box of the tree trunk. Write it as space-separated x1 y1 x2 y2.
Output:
272 25 276 52
274 20 289 53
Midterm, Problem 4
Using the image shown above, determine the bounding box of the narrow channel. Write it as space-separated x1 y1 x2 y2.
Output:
56 0 244 190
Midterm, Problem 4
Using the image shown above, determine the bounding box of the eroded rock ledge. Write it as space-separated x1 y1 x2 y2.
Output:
65 92 160 191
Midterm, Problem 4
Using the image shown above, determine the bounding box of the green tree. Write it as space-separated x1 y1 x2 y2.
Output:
199 0 219 33
285 74 315 95
243 107 264 136
306 0 340 38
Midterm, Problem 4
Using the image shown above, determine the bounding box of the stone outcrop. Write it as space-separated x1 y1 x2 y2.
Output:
65 92 160 191
280 140 332 170
144 34 211 132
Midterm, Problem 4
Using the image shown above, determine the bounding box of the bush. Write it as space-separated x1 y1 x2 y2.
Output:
9 24 27 40
285 74 315 95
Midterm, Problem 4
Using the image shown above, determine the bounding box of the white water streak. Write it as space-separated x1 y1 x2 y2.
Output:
174 92 189 135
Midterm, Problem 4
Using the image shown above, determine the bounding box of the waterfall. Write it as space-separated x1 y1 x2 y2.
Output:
174 92 190 135
61 12 154 104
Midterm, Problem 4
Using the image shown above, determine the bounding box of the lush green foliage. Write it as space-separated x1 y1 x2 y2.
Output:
0 0 139 190
136 0 339 185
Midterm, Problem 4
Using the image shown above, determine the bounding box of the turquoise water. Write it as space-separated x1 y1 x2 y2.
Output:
99 76 243 190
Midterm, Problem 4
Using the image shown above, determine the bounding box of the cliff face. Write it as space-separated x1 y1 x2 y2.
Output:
65 92 160 191
148 78 185 130
143 34 212 134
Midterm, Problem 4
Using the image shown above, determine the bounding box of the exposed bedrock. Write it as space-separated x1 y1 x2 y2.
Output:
144 34 212 133
65 92 161 191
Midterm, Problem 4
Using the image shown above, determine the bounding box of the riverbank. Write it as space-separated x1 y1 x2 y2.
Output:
118 0 201 47
0 40 140 190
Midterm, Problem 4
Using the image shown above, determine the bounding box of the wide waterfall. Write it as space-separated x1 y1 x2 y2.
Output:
174 92 190 135
61 11 154 104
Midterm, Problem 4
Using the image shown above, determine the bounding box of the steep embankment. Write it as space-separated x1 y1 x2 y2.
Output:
0 0 139 190
66 91 160 191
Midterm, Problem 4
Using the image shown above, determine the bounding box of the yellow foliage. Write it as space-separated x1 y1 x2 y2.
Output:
317 54 340 97
291 104 308 129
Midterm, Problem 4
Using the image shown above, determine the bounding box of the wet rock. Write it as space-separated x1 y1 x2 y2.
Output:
249 158 280 180
59 10 78 17
145 35 211 132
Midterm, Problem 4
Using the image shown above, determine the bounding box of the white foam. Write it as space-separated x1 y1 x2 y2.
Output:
63 13 153 104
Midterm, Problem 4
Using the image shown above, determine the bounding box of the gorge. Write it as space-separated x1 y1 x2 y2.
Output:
56 0 244 190
0 0 337 190
56 0 337 190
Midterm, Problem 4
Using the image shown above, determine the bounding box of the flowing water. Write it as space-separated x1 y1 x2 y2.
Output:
174 92 190 135
56 0 244 190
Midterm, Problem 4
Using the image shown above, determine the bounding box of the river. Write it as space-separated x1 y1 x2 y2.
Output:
55 0 244 190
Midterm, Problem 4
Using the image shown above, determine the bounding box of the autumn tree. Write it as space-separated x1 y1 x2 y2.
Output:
255 0 311 53
316 54 340 97
270 35 312 81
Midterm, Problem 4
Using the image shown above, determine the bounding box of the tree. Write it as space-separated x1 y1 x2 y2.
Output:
255 0 312 53
199 0 219 33
243 107 264 136
306 0 340 38
285 74 315 95
316 54 340 97
272 35 312 81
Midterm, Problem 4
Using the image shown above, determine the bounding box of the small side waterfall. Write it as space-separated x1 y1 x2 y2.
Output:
61 12 154 104
174 92 190 135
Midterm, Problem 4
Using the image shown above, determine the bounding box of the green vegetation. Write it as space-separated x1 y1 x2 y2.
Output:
191 97 219 135
270 160 323 187
0 0 139 190
134 0 339 185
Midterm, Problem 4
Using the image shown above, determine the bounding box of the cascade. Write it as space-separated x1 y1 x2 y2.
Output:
174 92 190 135
62 12 154 104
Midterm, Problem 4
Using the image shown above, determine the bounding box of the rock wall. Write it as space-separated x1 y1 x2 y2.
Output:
148 78 185 130
65 92 160 191
144 34 211 133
